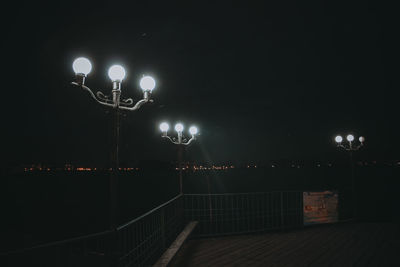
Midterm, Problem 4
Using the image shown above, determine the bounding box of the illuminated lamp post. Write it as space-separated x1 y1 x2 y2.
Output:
159 122 199 194
334 134 365 219
71 57 156 230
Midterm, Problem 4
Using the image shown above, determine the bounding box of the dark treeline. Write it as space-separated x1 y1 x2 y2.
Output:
1 165 399 253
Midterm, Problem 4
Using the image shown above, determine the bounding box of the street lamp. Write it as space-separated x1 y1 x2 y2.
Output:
159 122 199 194
71 57 156 230
335 134 364 151
334 133 365 219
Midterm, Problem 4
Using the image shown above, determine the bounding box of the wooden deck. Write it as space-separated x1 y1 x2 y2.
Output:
171 222 399 266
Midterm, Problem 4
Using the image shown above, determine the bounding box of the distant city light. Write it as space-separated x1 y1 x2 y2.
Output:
23 159 400 173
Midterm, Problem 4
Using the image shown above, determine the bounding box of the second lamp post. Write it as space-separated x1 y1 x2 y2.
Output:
159 122 199 194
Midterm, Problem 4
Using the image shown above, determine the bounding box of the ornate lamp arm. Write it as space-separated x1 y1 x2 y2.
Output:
337 144 347 150
71 82 114 108
72 82 153 111
162 135 180 145
182 136 196 146
162 134 196 146
119 98 150 111
117 90 153 111
337 143 364 151
119 98 134 106
96 91 114 104
351 143 363 151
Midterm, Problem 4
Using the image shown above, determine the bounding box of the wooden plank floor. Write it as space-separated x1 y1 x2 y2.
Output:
171 222 399 267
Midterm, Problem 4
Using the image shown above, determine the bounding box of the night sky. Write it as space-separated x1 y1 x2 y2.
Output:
2 1 398 166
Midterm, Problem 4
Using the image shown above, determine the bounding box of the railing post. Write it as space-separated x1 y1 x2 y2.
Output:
107 230 119 267
206 176 213 222
280 191 284 230
180 194 185 227
161 209 166 250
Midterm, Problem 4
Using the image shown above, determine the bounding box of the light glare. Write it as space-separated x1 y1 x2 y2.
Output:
347 134 354 142
108 65 126 81
73 57 92 75
140 76 156 91
335 135 343 143
175 123 184 132
160 122 169 132
359 136 365 143
189 126 198 135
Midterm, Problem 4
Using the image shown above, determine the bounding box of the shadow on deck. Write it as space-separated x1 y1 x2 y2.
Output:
171 222 399 267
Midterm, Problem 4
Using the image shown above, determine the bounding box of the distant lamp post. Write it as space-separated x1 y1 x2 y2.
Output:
334 133 365 219
335 134 364 151
71 57 156 230
160 122 199 194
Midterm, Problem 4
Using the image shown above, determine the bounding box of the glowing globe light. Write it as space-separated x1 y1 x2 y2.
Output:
73 57 92 75
140 76 156 91
347 134 354 142
335 135 343 143
108 65 126 81
359 136 365 143
175 123 184 132
160 122 169 132
189 126 198 135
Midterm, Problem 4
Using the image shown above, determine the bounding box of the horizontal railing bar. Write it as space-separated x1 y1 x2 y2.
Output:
117 194 182 231
184 191 303 196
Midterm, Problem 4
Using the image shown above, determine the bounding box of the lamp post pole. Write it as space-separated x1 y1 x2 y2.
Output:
110 107 120 230
334 134 365 220
177 144 184 194
159 122 199 195
71 57 157 230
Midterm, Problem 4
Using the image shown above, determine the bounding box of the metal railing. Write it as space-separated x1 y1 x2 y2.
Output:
2 190 339 266
116 194 184 267
184 191 304 237
1 194 185 267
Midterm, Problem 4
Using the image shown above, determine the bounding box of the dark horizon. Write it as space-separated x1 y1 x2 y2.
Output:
2 1 398 166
